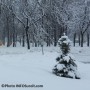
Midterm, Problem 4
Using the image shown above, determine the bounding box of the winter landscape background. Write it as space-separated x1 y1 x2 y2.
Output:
0 0 90 47
0 0 90 90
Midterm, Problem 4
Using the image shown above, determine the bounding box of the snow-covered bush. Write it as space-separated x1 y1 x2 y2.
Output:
53 33 80 79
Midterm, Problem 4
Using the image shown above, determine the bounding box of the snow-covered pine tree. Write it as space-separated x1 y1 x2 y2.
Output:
53 33 80 79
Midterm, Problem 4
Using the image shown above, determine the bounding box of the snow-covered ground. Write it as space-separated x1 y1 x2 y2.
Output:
0 45 90 90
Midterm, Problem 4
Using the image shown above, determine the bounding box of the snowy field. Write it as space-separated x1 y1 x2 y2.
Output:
0 45 90 90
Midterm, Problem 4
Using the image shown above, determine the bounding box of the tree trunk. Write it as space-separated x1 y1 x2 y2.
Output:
47 36 49 47
46 29 50 47
35 40 37 47
46 29 49 47
41 45 44 55
7 17 10 47
79 34 80 46
54 29 57 46
81 33 84 47
20 37 21 45
73 33 76 47
22 33 25 47
48 29 51 46
26 18 30 49
87 33 89 47
2 29 6 45
13 33 16 47
12 15 16 47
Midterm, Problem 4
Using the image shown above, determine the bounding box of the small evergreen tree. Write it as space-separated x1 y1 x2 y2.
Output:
53 33 80 79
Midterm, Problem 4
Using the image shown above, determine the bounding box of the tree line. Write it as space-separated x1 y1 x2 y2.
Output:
0 0 90 49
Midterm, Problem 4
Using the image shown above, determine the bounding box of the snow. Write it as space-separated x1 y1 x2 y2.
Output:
58 35 71 45
0 46 90 90
63 56 70 62
56 64 65 70
68 71 75 78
